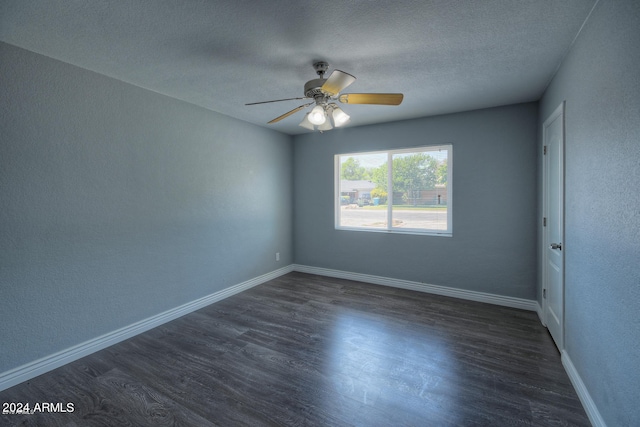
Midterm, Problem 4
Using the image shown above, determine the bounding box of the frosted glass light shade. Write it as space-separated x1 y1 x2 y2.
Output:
318 120 333 131
298 113 315 130
308 105 326 125
332 107 350 127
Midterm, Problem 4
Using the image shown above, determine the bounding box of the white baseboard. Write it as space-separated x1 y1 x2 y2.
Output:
562 351 607 427
293 264 538 312
0 265 294 392
536 302 545 325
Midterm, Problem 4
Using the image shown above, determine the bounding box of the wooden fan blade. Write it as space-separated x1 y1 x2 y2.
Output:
267 103 313 124
246 97 307 105
321 70 356 96
339 93 404 105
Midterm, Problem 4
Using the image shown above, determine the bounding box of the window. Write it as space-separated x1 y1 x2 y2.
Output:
336 145 452 235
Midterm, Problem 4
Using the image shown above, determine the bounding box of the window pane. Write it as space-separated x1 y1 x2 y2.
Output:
336 145 451 235
338 153 387 229
391 149 448 231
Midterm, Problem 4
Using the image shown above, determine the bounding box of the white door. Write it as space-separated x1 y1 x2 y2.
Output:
543 102 565 351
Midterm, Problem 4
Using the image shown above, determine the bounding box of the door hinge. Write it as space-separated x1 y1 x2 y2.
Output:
543 217 547 227
543 289 546 299
543 145 547 155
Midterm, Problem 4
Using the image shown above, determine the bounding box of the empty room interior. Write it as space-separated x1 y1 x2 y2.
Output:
1 1 638 426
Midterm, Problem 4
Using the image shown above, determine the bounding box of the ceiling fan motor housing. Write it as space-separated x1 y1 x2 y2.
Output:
304 78 328 100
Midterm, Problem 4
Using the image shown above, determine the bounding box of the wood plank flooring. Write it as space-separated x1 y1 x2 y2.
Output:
0 272 590 426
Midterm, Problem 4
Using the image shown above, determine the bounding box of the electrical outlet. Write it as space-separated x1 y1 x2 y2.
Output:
276 252 280 261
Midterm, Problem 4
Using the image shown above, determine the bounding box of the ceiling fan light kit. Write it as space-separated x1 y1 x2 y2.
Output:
298 103 351 131
247 61 403 132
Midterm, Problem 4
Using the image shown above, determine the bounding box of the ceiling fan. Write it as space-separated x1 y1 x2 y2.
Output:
246 61 404 131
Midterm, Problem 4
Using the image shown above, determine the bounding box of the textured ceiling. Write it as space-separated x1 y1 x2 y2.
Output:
0 0 597 135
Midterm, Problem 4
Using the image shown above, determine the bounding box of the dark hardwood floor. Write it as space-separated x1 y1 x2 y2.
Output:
0 272 590 426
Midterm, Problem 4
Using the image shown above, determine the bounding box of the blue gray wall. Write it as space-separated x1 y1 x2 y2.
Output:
0 42 293 373
539 0 640 425
293 103 539 300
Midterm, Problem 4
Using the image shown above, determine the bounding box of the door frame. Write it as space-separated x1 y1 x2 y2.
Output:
542 101 565 350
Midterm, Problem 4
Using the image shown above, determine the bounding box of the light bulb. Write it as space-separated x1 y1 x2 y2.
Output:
332 107 350 127
308 105 326 125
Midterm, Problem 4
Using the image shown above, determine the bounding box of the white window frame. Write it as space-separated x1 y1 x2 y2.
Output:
335 144 452 236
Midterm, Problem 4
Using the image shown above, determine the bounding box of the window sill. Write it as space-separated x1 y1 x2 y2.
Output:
335 226 452 237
